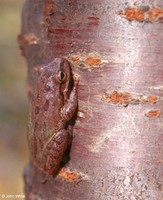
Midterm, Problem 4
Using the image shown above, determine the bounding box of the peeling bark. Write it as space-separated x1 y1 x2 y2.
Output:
19 0 163 199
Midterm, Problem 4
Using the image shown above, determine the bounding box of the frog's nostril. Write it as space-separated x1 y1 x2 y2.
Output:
44 100 49 111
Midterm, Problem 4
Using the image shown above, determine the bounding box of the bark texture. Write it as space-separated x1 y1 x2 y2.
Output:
19 0 163 199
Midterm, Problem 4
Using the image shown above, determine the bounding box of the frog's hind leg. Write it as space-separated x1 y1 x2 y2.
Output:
42 129 69 175
61 125 73 166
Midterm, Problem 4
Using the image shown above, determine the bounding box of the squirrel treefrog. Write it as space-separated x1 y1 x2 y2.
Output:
28 58 78 175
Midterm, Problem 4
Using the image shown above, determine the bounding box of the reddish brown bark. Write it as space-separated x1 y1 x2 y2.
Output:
19 0 163 199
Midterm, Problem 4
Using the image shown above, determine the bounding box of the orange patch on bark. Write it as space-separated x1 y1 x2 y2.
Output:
123 8 144 21
146 110 161 117
59 169 79 181
122 7 163 22
24 33 39 45
67 56 81 64
147 96 159 103
147 9 163 21
85 57 102 66
108 91 132 104
103 91 160 106
67 55 103 68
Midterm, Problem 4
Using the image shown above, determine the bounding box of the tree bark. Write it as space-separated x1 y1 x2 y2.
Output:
19 0 163 199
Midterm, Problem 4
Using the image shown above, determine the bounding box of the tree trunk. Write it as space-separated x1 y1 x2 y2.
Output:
19 0 163 199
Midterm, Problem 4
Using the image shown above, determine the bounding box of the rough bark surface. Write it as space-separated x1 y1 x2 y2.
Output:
19 0 163 199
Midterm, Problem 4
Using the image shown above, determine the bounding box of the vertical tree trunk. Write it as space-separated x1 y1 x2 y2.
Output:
19 0 163 199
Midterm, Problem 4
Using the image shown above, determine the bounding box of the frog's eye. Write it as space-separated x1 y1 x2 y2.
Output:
56 71 66 83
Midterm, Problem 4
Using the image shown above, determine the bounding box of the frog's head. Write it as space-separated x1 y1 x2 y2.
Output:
53 58 71 84
54 58 73 101
43 58 73 101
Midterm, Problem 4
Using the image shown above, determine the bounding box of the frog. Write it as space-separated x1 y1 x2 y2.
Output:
27 58 79 175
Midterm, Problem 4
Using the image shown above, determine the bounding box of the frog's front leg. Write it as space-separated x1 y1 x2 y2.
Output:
61 76 79 121
41 129 69 175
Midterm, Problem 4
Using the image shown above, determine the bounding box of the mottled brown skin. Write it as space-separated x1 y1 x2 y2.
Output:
28 58 78 175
